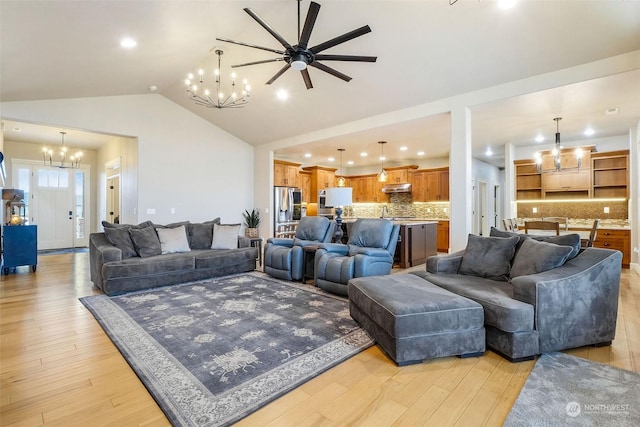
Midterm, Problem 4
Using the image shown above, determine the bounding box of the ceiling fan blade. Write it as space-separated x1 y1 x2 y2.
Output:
314 54 377 62
309 62 352 82
266 64 291 85
298 2 321 49
243 7 293 50
216 37 285 55
301 69 313 90
231 58 285 68
310 25 372 54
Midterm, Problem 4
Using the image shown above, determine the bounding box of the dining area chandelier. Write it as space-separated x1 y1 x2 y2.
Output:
42 131 83 169
185 48 251 109
534 117 583 173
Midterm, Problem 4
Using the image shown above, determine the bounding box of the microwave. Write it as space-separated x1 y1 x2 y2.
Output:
318 190 333 217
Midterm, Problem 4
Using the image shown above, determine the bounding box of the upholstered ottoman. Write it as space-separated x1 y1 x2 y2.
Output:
348 274 486 365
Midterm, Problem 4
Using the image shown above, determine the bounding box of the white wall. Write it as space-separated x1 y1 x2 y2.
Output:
1 94 255 229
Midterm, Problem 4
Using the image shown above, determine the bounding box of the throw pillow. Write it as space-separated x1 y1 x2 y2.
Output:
529 233 581 260
129 226 162 257
188 218 221 249
156 225 191 254
211 223 240 249
510 238 573 278
103 227 138 259
459 234 519 281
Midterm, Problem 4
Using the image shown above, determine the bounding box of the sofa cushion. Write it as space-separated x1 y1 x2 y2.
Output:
102 220 153 229
295 216 330 241
510 238 573 278
459 234 519 282
156 225 191 254
412 271 534 333
129 226 162 258
211 223 240 249
194 247 257 269
103 227 138 259
188 218 221 250
490 227 581 260
102 252 195 279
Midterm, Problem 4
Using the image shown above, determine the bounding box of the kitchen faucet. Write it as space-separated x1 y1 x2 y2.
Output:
381 205 389 218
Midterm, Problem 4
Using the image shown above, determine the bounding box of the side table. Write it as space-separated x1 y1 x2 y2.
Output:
2 224 38 275
302 244 319 283
249 237 263 266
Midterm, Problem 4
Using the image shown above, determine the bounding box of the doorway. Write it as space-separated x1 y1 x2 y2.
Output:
105 158 121 224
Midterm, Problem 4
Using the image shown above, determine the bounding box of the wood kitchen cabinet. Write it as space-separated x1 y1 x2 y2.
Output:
437 220 449 252
298 171 311 203
398 222 437 268
301 166 337 202
348 175 387 203
591 150 629 199
274 160 300 187
593 228 631 268
514 161 542 200
412 168 449 202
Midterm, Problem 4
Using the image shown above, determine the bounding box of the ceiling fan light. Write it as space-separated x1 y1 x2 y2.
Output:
291 60 307 71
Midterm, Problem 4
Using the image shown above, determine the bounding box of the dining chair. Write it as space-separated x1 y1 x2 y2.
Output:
503 218 513 231
524 220 560 236
510 218 519 231
581 219 600 248
543 216 569 230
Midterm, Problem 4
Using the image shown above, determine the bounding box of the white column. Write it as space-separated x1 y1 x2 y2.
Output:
504 142 517 220
449 106 473 252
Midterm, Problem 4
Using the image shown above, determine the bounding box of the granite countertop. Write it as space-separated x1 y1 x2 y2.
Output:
341 217 443 225
516 218 630 230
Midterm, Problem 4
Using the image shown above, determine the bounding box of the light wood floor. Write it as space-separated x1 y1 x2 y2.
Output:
1 253 638 426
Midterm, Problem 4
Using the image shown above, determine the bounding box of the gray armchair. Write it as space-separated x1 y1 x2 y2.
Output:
264 216 336 281
315 218 400 296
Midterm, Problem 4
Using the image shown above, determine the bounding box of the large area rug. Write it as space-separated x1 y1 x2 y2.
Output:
80 272 373 426
504 352 640 426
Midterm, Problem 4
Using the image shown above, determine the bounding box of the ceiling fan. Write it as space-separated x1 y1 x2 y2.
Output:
216 0 377 89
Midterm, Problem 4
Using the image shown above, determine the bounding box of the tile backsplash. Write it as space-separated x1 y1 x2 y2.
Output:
516 200 628 220
344 193 450 219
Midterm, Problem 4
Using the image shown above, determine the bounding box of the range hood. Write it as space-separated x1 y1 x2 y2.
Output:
381 183 412 193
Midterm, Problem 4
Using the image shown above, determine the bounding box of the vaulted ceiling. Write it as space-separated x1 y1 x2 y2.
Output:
2 1 639 168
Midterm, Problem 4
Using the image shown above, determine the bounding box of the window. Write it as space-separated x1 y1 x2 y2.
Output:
74 171 85 239
37 168 69 188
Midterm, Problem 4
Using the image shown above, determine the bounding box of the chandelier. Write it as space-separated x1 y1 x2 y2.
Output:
336 148 346 187
535 117 583 173
377 141 388 182
42 132 83 169
185 48 250 109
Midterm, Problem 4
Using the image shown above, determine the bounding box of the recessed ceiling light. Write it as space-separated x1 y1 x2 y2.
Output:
304 153 312 158
120 37 137 49
485 147 493 156
379 156 386 161
498 0 518 10
149 85 158 92
399 146 408 151
328 157 335 162
417 151 425 156
535 135 545 143
276 89 289 101
360 152 367 157
347 161 354 165
584 128 595 136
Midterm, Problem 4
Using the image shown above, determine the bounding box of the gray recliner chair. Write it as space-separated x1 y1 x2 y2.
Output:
315 218 400 296
264 216 336 281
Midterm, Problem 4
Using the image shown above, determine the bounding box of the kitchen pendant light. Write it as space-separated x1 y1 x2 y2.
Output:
336 148 346 187
534 117 583 173
377 141 388 182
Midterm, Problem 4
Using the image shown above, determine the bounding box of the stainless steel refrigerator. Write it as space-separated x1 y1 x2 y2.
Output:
273 186 302 238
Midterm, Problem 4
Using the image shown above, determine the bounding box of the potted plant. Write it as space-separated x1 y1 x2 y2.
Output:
243 208 261 238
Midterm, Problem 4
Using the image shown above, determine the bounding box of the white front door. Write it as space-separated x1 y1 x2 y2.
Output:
35 184 74 249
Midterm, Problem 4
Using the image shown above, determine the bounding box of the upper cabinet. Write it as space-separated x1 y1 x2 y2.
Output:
591 150 629 199
298 170 312 203
274 160 301 187
412 167 449 202
301 166 337 202
514 149 628 200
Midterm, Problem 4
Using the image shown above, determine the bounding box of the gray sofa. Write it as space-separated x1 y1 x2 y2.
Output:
409 232 622 361
90 220 257 296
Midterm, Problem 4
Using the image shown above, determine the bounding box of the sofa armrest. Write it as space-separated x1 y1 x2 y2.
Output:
317 243 349 255
89 233 123 290
266 237 294 248
350 247 391 257
426 250 464 274
238 236 251 248
510 247 622 353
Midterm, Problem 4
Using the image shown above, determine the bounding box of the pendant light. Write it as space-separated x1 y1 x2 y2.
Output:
377 141 388 182
336 148 346 187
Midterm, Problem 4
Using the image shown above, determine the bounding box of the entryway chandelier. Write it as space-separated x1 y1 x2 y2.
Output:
377 141 388 182
42 131 83 169
535 117 583 173
185 48 250 109
336 148 346 187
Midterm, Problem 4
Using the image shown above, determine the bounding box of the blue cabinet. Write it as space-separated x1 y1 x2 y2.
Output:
2 225 38 274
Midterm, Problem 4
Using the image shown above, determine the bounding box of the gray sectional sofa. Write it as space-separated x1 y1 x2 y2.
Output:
90 219 257 296
349 230 622 363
